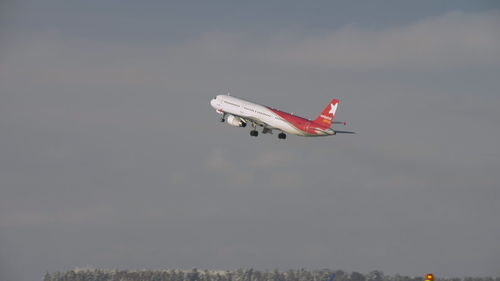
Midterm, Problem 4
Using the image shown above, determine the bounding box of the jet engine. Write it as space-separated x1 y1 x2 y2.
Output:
226 115 246 127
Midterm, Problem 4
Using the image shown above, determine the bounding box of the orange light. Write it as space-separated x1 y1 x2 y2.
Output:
426 274 434 281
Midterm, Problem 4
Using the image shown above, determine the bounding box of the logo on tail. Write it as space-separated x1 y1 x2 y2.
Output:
329 103 338 115
314 99 339 127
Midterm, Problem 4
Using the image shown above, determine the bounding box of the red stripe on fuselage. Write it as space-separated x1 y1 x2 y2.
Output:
268 108 329 135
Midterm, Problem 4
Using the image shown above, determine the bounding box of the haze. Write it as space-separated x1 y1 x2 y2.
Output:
1 1 499 281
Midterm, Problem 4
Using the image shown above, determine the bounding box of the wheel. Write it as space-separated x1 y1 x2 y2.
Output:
250 130 258 137
220 118 225 122
278 133 286 139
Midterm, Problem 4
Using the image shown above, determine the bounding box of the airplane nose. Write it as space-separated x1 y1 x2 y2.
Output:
210 99 216 108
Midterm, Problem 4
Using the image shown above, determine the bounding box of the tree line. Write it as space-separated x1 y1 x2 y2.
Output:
43 268 500 281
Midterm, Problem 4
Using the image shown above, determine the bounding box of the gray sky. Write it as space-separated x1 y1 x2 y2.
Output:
1 1 500 281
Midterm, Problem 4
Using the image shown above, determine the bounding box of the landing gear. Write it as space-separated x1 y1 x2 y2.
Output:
278 132 286 139
220 113 225 122
249 122 258 137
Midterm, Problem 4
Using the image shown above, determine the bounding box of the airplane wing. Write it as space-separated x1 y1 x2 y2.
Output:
225 112 278 133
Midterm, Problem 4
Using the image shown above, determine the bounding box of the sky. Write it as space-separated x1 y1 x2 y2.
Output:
1 1 500 281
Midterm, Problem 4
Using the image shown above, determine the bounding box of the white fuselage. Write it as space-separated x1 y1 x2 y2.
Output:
211 95 308 136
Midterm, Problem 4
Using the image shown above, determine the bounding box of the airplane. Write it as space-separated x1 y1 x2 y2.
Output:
210 94 355 139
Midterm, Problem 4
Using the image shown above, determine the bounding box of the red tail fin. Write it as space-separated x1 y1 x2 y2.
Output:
313 99 339 127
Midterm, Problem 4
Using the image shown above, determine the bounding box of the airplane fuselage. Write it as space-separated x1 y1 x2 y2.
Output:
210 95 336 137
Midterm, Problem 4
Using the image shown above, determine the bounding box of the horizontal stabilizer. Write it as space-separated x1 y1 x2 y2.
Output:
334 130 356 134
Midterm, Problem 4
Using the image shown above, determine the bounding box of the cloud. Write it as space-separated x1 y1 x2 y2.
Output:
1 9 500 281
2 11 498 98
264 11 500 69
250 149 294 168
0 204 117 227
205 148 234 172
149 10 500 71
